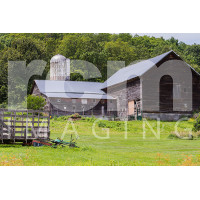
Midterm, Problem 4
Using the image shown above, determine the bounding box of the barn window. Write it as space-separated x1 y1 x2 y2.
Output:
57 99 61 103
72 99 76 104
81 99 87 104
93 99 96 103
64 106 67 110
110 100 113 103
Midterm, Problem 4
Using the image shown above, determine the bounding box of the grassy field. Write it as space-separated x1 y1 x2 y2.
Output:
0 117 200 166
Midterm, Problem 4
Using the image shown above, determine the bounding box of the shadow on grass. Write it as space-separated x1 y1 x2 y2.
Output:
0 143 24 148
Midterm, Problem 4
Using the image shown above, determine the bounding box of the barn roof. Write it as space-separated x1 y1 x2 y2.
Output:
43 92 113 99
102 50 197 89
34 80 115 100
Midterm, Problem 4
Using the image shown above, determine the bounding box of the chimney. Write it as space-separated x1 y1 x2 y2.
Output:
65 58 70 81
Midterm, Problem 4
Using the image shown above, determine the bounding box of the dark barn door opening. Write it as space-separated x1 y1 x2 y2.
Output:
159 75 173 112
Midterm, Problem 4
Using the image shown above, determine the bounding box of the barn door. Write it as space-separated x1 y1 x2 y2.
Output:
128 101 135 115
160 75 173 112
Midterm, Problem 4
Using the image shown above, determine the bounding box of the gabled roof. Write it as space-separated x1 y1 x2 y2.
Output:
34 80 115 100
43 92 113 100
102 50 191 89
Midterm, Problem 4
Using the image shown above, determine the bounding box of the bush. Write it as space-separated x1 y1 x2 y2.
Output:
0 102 7 108
168 133 179 139
82 116 97 122
70 113 81 119
23 95 46 110
52 114 82 121
98 121 107 128
193 114 200 132
98 120 128 131
52 115 70 121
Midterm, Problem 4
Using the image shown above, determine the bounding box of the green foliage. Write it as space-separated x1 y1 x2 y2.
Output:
52 115 70 121
98 120 128 131
1 33 200 105
193 114 200 132
0 102 7 108
168 133 179 139
70 113 81 118
24 95 46 110
82 116 97 122
52 113 82 121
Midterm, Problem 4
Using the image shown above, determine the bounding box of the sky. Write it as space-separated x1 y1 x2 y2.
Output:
133 33 200 45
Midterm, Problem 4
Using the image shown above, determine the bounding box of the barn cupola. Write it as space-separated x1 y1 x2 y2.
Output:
50 54 70 81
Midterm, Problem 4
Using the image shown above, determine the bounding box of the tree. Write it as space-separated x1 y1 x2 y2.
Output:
104 39 137 65
24 95 46 110
1 33 200 106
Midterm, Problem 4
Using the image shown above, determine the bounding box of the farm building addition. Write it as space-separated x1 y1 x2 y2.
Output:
32 50 200 121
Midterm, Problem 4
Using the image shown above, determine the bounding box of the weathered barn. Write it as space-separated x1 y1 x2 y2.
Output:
32 50 200 121
32 80 117 117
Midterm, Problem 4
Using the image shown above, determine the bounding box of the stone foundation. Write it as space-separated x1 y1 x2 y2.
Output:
143 112 192 121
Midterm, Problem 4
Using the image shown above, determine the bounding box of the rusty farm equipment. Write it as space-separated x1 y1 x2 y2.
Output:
32 134 79 148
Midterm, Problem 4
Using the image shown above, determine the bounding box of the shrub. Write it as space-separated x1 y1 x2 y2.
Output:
193 113 199 119
52 114 82 121
70 113 81 119
0 102 7 108
82 116 97 122
23 95 46 110
167 133 179 139
98 120 128 131
193 114 200 132
52 115 70 121
98 121 107 128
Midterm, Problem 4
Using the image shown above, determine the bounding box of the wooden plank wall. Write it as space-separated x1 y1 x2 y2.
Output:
0 109 50 143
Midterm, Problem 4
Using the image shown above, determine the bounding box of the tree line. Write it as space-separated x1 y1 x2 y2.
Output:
0 33 200 105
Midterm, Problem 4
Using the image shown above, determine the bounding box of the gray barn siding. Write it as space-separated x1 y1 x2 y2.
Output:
32 83 117 117
48 98 117 117
107 78 140 120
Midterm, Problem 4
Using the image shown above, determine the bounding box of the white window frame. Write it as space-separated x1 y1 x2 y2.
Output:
81 99 88 104
72 99 76 104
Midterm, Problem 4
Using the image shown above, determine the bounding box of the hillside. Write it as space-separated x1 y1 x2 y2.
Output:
1 33 200 105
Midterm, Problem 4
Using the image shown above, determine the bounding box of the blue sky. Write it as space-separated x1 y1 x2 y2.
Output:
133 33 200 45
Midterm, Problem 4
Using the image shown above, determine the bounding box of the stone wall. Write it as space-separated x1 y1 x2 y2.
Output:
143 112 192 121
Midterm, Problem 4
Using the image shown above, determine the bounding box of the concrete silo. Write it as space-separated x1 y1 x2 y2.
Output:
50 54 70 81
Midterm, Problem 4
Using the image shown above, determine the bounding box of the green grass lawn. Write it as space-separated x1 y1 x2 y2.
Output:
0 118 200 166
